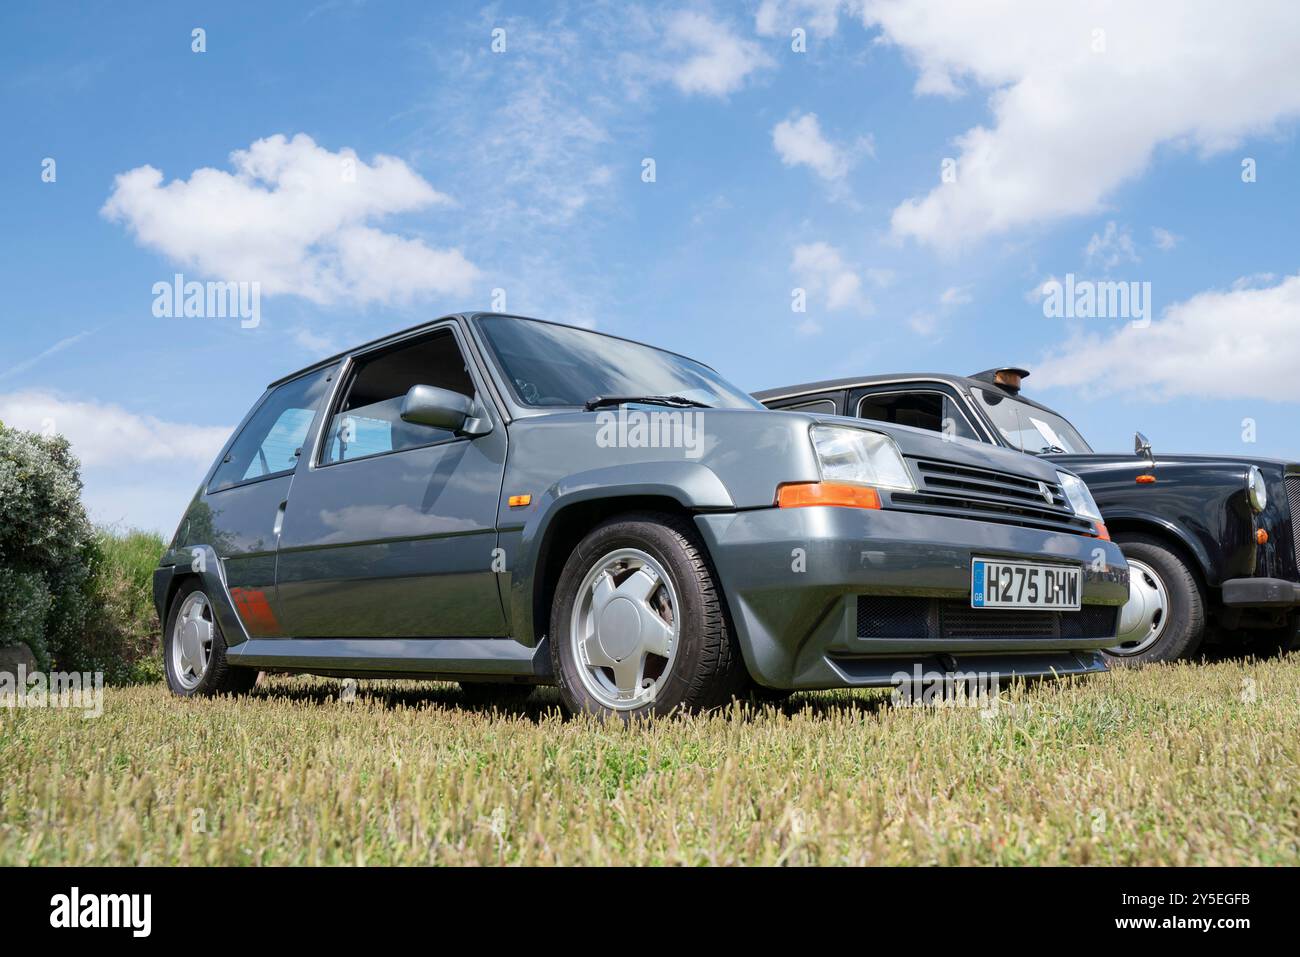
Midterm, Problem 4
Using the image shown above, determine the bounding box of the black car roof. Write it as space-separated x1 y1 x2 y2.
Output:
267 312 718 388
752 372 1068 417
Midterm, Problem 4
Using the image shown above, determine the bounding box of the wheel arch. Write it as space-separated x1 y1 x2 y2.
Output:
509 462 735 647
1105 516 1211 595
153 545 252 648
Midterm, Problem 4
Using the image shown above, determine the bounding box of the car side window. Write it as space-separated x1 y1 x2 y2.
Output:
322 328 476 465
782 398 838 415
209 366 335 492
857 391 980 441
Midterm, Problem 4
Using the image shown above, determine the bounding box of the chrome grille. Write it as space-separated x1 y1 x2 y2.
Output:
891 459 1095 535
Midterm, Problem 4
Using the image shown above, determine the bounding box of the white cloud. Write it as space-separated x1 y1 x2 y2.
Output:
102 133 480 306
773 112 852 181
756 0 848 39
666 11 773 97
939 285 972 306
908 311 941 338
1084 222 1140 270
1035 272 1300 400
791 241 869 314
0 391 234 534
1151 227 1181 251
862 0 1300 248
0 391 229 468
866 267 896 288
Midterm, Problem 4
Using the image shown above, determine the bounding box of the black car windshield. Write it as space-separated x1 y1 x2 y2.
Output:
475 316 764 410
971 387 1093 454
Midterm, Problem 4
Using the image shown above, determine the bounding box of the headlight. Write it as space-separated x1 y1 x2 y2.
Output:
1056 470 1103 524
1247 466 1268 512
810 426 915 491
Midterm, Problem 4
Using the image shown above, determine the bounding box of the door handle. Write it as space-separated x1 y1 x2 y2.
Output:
273 501 287 537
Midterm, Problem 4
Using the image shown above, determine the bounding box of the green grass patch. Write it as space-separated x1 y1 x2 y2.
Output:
2 656 1297 865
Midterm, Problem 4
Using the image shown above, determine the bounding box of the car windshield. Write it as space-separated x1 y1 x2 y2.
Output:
971 387 1093 454
475 316 764 410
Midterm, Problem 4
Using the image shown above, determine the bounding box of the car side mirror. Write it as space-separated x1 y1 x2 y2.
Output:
1134 431 1154 465
399 385 490 436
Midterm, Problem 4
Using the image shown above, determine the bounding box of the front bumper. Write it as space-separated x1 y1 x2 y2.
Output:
695 506 1129 690
1222 577 1300 608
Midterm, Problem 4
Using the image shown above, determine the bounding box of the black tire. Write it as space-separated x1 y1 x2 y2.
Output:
458 681 534 706
549 511 749 718
1103 534 1206 666
163 580 258 697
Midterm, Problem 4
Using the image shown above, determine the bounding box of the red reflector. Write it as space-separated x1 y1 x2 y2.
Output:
1136 474 1157 484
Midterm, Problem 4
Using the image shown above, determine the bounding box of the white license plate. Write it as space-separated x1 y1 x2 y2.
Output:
971 559 1081 610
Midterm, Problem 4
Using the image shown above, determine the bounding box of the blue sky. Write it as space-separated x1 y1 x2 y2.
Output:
3 1 1300 532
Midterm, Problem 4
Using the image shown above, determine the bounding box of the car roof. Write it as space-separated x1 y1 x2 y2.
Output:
752 372 1068 417
267 312 718 388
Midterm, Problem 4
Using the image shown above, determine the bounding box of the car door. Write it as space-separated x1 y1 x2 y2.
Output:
851 382 988 443
193 365 337 637
274 322 509 638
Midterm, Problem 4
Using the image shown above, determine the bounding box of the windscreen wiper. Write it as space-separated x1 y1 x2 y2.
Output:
583 395 712 411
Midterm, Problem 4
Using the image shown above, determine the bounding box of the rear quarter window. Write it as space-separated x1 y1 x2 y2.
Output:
209 366 335 492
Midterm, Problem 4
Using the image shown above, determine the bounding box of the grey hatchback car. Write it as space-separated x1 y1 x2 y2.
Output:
156 313 1128 717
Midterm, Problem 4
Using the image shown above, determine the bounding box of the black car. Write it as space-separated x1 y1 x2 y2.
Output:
756 368 1300 664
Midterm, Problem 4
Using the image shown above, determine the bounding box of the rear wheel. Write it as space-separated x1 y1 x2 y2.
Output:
164 580 258 697
1104 535 1205 666
550 511 748 718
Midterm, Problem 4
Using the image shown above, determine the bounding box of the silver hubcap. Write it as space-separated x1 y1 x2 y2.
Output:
569 548 679 711
171 592 214 689
1108 558 1169 656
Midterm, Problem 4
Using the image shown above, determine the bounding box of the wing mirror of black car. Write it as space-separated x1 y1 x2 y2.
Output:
1135 431 1155 465
400 384 491 436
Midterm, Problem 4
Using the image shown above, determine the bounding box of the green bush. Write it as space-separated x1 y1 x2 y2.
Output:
0 421 164 682
0 422 94 669
78 528 166 684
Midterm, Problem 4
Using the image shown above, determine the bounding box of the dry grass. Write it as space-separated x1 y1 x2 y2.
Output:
3 655 1298 865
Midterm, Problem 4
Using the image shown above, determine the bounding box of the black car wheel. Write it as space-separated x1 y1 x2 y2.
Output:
549 511 748 718
1104 534 1205 666
164 579 258 697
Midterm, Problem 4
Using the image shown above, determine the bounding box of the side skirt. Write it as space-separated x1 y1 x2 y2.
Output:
226 637 551 682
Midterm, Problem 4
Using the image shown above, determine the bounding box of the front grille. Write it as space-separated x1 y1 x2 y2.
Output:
1286 474 1300 573
891 459 1095 535
857 596 1118 642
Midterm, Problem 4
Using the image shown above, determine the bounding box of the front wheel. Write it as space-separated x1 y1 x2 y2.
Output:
1103 535 1205 666
549 512 748 718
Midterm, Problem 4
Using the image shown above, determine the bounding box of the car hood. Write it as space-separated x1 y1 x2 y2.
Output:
1046 451 1296 473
